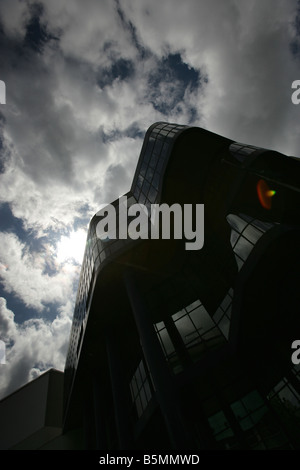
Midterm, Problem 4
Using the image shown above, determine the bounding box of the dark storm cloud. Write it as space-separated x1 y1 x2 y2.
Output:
23 2 60 54
100 121 145 143
0 22 74 186
147 52 202 120
97 57 135 88
289 1 300 56
115 0 151 60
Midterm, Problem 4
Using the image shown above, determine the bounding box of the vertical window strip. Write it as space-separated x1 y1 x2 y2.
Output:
130 359 153 419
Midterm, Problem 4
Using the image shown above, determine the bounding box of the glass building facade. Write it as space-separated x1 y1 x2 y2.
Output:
63 122 300 450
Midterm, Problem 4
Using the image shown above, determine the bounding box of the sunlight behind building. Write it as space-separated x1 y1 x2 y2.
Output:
56 229 87 265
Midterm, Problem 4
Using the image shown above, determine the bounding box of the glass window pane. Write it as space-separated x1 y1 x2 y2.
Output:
251 406 268 425
140 161 148 177
158 329 175 356
277 384 300 407
142 180 150 196
144 380 152 402
139 192 146 205
143 150 150 164
216 427 235 442
135 367 143 390
227 214 248 232
235 254 244 271
140 387 147 410
292 363 300 376
155 321 165 332
240 146 257 155
186 299 201 313
208 410 230 434
148 186 157 203
192 307 215 332
189 305 213 331
242 390 265 412
161 142 169 158
243 225 263 244
145 166 154 183
220 294 232 311
230 229 239 247
218 316 230 338
156 156 164 173
172 309 186 321
234 237 253 261
240 416 254 431
213 307 223 323
152 172 160 190
202 326 222 342
252 219 273 232
231 400 247 419
137 174 144 188
149 152 159 169
130 377 138 400
226 304 232 319
175 315 195 343
139 360 146 381
154 123 165 130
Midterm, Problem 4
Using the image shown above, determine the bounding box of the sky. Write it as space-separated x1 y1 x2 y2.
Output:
0 0 299 400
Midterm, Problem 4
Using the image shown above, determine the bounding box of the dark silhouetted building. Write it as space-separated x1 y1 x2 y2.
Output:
62 122 300 450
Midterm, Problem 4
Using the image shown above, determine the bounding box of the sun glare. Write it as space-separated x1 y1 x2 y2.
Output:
56 229 87 265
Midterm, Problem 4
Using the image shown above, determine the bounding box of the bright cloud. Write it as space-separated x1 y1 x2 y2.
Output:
56 229 87 265
0 232 78 311
0 296 72 398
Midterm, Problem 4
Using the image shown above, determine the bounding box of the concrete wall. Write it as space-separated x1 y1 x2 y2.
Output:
0 369 64 450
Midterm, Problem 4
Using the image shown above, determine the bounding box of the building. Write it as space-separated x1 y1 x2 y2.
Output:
62 122 300 450
2 122 299 450
0 369 65 449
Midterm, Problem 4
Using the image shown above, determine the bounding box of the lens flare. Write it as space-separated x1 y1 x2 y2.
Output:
257 179 276 210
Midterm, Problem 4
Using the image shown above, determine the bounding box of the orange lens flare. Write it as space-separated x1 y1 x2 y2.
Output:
256 179 276 210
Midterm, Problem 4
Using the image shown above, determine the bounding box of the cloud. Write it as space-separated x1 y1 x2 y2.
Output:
121 0 300 154
0 0 209 235
0 296 72 399
0 232 78 311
